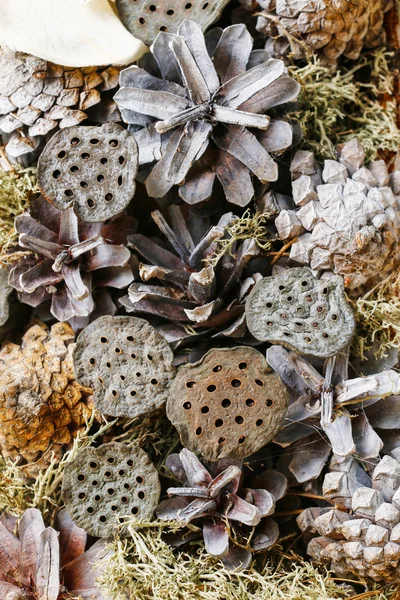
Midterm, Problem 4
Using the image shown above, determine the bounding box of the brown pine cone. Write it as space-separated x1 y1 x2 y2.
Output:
0 320 93 476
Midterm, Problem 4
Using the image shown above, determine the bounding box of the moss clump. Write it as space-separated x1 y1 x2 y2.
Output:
96 524 396 600
205 209 273 268
289 50 400 161
352 270 400 360
0 164 38 257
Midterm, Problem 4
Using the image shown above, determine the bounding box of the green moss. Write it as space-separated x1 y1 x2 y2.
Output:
96 525 396 600
289 50 400 161
0 165 38 257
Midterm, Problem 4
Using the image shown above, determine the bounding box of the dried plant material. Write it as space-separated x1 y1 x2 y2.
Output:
62 441 160 538
122 206 273 341
157 448 284 568
0 0 147 68
167 347 288 461
0 321 93 477
116 0 230 46
114 20 299 204
37 123 138 222
0 48 122 167
0 506 110 598
281 139 400 293
8 196 134 323
249 0 392 69
298 454 400 582
73 316 175 418
288 51 400 161
246 268 355 358
0 166 37 254
0 268 12 326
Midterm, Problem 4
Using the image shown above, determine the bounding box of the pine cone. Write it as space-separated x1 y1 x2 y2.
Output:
0 47 121 166
8 195 134 324
298 455 400 582
275 139 400 294
244 0 392 68
0 321 93 476
114 20 300 205
120 205 274 343
157 448 287 569
0 507 110 598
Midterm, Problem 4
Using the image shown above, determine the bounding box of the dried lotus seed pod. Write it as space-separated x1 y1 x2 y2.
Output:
116 0 230 46
73 316 175 418
37 123 138 222
62 442 160 538
167 347 288 462
245 267 355 358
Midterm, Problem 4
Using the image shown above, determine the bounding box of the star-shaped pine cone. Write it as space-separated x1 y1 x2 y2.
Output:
114 20 300 206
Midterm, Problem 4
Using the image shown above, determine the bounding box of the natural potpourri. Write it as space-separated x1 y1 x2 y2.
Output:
0 2 400 599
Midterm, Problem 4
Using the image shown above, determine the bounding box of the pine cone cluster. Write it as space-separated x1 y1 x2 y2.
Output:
0 320 93 476
243 0 392 68
0 47 120 166
298 455 400 582
275 139 400 293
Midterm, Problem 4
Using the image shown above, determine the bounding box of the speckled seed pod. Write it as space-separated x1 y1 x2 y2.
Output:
116 0 231 46
37 123 138 222
245 267 355 358
62 442 161 538
73 316 175 418
167 347 289 462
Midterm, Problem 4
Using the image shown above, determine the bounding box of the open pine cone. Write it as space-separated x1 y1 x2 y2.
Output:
157 448 287 569
120 205 276 343
298 455 400 583
0 507 111 599
114 20 300 205
0 47 121 167
0 321 93 477
243 0 392 68
8 195 134 324
275 139 400 294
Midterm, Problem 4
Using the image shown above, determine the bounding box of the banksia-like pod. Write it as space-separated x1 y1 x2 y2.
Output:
0 47 121 166
275 139 400 294
157 448 287 569
0 507 111 599
298 455 400 582
0 321 93 476
114 20 300 205
241 0 392 68
8 195 134 324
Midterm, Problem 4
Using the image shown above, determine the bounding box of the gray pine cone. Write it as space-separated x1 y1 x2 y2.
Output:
114 20 300 206
242 0 392 68
275 139 400 293
298 454 400 582
0 47 121 166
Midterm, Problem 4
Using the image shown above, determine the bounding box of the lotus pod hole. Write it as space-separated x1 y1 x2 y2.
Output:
37 123 138 222
73 316 175 418
62 441 160 538
116 0 230 46
167 347 289 462
245 267 355 358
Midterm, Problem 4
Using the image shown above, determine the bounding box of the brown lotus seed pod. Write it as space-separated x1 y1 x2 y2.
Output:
116 0 230 46
62 442 160 538
167 347 289 462
73 316 175 418
245 267 355 358
37 123 138 222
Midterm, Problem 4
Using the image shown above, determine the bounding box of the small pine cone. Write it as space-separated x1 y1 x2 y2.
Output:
275 139 400 295
242 0 392 68
298 455 400 582
0 320 93 476
0 47 121 167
